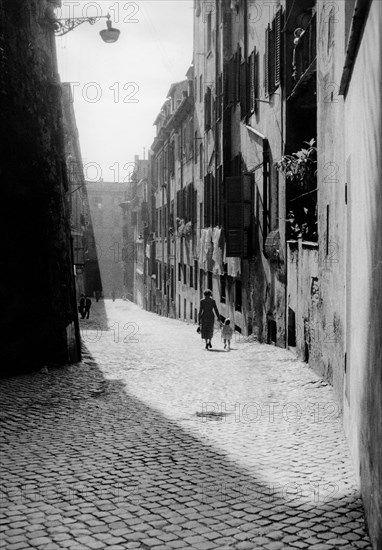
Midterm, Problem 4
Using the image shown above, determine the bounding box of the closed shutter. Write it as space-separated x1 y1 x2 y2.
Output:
240 60 247 119
268 23 275 94
204 174 212 226
264 27 269 96
229 56 236 104
254 50 259 113
235 47 241 103
226 176 242 257
225 174 254 258
249 51 255 112
274 8 282 87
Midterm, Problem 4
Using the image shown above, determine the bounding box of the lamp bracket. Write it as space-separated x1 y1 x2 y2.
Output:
54 15 107 36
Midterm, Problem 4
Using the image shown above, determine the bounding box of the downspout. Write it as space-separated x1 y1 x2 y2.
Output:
262 138 269 255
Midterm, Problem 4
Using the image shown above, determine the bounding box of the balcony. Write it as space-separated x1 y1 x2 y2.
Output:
288 10 317 101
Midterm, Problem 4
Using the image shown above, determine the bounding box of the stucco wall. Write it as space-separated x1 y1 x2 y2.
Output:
342 2 382 546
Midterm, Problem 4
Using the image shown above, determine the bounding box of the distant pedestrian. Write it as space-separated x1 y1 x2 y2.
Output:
95 290 100 302
112 290 116 302
83 296 92 319
198 289 221 350
78 294 85 318
221 319 234 351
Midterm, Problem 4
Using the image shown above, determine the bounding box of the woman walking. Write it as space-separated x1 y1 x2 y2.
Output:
198 289 221 349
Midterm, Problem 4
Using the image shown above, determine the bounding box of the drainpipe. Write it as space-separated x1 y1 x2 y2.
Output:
262 139 269 254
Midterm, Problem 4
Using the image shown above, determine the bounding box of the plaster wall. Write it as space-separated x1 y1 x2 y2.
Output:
342 2 382 545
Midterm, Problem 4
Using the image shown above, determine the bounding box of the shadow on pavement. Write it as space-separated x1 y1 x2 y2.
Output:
0 347 372 549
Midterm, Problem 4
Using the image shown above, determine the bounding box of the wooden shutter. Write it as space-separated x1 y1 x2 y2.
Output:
264 27 269 96
204 174 211 226
235 47 241 103
249 51 255 113
225 174 254 258
269 23 275 94
254 50 259 113
274 8 282 87
240 60 247 119
226 176 242 257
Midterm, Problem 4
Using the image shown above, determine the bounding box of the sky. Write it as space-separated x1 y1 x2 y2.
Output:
56 0 194 182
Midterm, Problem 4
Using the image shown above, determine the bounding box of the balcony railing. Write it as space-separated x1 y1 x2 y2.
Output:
289 11 317 98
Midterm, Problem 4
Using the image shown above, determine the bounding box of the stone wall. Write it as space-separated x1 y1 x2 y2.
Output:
0 0 79 373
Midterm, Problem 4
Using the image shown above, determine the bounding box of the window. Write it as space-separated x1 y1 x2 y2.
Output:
220 275 226 303
327 6 335 55
184 298 187 319
204 87 212 131
235 280 242 312
199 74 203 102
225 171 254 257
170 267 174 300
216 74 223 120
190 265 194 288
264 8 283 96
249 48 259 114
207 271 213 292
207 11 212 52
190 302 193 319
199 144 204 179
194 132 198 163
194 260 198 290
169 140 175 177
178 262 182 282
183 264 187 284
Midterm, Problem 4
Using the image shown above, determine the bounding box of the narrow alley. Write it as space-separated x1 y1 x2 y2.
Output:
0 300 372 550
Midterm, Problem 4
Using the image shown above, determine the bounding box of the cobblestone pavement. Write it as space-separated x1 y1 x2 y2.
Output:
0 300 372 549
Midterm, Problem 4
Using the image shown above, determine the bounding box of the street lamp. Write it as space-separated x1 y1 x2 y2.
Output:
54 13 120 43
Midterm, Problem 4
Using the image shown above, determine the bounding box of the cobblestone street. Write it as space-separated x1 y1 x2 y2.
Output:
0 300 372 549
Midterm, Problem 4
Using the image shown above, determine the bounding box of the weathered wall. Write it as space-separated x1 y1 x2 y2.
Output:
316 1 382 546
342 2 382 546
316 0 347 401
0 0 79 373
86 182 125 298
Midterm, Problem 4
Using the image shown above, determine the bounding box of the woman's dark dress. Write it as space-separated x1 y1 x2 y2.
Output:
199 297 220 340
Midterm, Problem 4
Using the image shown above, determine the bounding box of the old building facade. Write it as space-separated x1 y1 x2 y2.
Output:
120 1 381 546
85 181 125 298
61 82 91 301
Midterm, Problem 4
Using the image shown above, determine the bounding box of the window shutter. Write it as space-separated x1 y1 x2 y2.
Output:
274 8 282 87
204 87 212 130
269 23 275 94
226 176 242 257
236 48 241 103
204 175 209 226
264 27 269 96
225 174 254 258
254 50 259 113
240 60 247 119
249 51 255 112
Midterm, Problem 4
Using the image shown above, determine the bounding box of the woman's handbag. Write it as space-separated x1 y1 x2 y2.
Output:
196 326 201 333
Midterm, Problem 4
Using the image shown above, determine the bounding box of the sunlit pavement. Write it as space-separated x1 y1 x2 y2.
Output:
0 299 372 549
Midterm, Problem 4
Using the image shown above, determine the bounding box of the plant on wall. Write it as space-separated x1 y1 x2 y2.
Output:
275 139 317 190
275 139 318 242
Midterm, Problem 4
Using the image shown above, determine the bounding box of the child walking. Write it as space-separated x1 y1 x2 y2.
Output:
221 319 233 350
